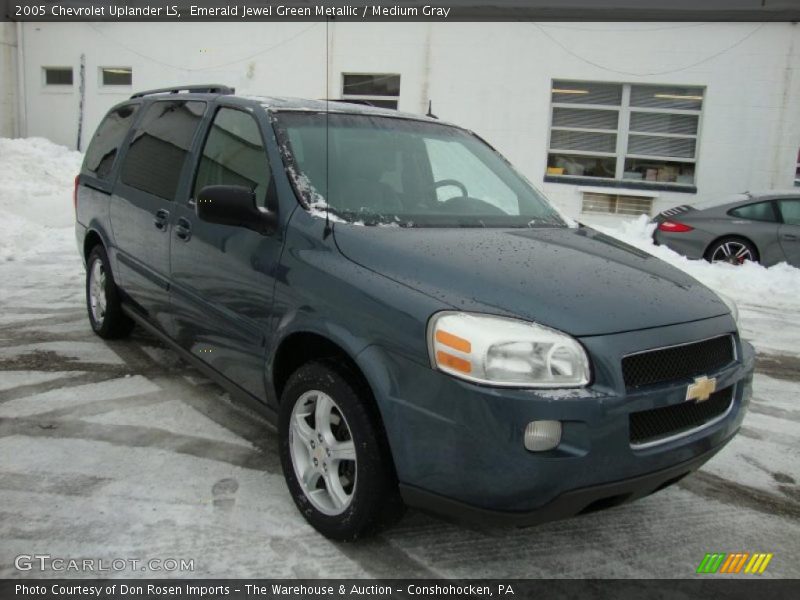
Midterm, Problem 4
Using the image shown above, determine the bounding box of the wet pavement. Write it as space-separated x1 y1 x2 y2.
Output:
1 239 799 579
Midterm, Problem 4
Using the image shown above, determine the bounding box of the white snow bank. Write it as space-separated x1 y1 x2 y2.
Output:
595 215 800 355
0 137 83 261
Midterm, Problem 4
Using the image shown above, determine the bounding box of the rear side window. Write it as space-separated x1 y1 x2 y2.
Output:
83 104 139 179
729 201 777 222
120 100 205 200
193 108 273 208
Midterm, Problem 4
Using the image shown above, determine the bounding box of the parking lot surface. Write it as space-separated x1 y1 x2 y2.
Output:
1 233 799 579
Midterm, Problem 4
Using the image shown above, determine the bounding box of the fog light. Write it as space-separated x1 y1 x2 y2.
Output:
524 420 562 452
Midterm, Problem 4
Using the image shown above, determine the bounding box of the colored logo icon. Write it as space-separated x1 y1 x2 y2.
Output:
697 553 773 574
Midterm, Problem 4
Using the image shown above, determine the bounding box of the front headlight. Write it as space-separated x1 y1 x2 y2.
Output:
717 293 739 325
427 312 591 388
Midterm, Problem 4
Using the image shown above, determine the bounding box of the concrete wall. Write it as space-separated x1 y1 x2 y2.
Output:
18 21 800 219
0 22 18 138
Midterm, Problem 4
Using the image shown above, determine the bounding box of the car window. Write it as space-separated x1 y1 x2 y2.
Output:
193 108 273 208
83 104 139 179
778 199 800 225
120 100 205 200
275 112 564 228
729 201 777 222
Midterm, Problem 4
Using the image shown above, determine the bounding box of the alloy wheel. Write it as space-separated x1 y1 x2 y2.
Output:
289 390 357 516
88 259 107 324
710 241 753 265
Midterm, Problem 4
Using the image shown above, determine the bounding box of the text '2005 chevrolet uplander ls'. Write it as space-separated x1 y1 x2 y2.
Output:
76 85 754 541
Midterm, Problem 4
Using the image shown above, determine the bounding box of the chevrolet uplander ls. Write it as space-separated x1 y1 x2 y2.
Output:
75 85 754 540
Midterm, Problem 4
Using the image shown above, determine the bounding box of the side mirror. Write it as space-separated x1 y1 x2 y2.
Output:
196 185 277 234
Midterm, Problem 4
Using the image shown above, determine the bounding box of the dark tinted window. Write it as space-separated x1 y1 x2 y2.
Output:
120 101 205 200
193 108 273 208
44 67 73 85
83 104 139 179
343 74 400 97
730 201 777 222
778 199 800 225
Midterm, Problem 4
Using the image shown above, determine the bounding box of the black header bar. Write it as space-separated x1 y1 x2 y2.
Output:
3 0 800 22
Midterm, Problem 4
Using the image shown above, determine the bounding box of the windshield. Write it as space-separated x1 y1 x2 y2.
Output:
274 112 565 228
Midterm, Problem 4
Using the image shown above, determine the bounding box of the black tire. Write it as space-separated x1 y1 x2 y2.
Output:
705 236 759 265
278 360 405 541
85 244 134 339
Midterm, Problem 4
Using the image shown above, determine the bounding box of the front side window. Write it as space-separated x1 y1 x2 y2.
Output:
193 108 273 208
83 104 139 179
341 74 400 109
120 100 205 200
275 112 564 228
547 80 702 186
729 201 777 222
778 199 800 225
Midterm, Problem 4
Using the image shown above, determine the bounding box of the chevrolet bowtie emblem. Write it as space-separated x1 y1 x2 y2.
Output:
686 375 717 403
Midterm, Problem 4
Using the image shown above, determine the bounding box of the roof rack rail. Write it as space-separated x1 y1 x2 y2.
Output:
130 84 235 99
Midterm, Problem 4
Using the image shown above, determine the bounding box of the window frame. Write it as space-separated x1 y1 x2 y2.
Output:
341 73 401 110
189 104 276 210
546 79 704 192
42 66 74 91
99 66 133 89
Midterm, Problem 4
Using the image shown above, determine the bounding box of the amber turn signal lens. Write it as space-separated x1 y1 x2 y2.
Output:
436 350 472 374
435 330 472 353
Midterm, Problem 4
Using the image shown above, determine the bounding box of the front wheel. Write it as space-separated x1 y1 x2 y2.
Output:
278 360 405 540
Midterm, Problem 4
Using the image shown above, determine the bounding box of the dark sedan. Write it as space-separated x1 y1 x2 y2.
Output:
653 191 800 266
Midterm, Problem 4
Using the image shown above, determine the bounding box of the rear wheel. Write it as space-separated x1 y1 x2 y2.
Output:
86 245 134 339
278 360 405 540
706 237 759 265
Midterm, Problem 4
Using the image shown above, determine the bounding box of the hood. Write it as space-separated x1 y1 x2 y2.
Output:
333 225 729 337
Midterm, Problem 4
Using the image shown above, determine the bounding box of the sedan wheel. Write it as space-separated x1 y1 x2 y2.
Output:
708 239 757 265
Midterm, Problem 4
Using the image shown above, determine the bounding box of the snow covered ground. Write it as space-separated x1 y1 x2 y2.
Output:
1 138 799 578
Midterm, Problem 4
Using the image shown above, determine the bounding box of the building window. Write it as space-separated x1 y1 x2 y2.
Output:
341 73 400 109
547 80 702 186
43 67 73 86
582 192 653 216
100 67 133 86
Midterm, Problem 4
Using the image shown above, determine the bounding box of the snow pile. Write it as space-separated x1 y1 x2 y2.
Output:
0 137 82 261
596 215 800 354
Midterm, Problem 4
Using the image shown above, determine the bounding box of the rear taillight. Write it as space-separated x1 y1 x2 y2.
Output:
73 175 79 217
658 220 693 233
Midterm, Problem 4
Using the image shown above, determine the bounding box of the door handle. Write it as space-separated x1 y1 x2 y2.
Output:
782 233 799 241
175 217 192 242
154 209 169 231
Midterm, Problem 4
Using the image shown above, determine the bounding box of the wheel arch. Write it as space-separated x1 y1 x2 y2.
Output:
83 229 104 260
270 330 400 475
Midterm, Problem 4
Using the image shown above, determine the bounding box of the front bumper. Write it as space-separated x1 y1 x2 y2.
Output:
399 438 730 527
359 314 754 522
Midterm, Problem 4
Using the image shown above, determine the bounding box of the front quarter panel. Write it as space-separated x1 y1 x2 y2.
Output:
267 210 446 408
